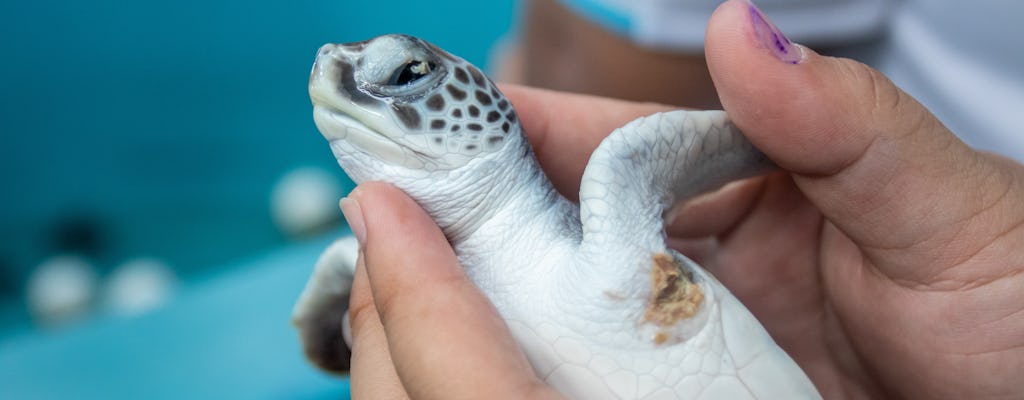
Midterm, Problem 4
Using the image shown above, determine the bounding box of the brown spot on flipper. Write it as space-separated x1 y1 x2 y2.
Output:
643 253 704 328
603 290 626 301
653 331 670 345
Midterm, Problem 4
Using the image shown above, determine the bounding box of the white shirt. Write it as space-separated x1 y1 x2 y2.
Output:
558 0 1024 160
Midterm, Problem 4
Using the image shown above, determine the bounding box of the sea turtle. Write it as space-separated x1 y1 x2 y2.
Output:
293 34 820 399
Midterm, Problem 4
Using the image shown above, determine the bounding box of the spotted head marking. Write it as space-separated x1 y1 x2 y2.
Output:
309 34 519 172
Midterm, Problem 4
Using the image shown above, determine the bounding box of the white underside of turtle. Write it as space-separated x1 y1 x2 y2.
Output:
292 34 821 399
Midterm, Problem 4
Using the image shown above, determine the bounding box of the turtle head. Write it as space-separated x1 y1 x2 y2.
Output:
309 34 520 178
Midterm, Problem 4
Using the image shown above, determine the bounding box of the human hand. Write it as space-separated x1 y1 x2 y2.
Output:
343 0 1024 398
341 182 565 400
505 1 1024 398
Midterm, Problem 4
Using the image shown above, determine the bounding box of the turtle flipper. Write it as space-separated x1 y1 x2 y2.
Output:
578 110 775 256
568 110 820 397
291 236 359 374
574 110 775 337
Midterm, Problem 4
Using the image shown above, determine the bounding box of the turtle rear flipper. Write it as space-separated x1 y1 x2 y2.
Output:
292 236 359 373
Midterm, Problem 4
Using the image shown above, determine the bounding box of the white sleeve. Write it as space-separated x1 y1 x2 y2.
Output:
559 0 895 52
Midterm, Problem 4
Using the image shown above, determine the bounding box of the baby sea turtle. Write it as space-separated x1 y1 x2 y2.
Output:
293 34 820 399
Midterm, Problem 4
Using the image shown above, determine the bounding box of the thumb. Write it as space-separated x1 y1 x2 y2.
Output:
705 0 1024 282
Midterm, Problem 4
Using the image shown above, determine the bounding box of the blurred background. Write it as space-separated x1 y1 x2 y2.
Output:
0 0 515 398
9 0 1012 397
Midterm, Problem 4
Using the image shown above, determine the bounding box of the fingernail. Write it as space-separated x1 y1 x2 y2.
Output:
340 197 366 246
747 0 805 64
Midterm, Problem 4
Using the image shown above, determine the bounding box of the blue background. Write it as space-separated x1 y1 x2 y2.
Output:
0 0 516 398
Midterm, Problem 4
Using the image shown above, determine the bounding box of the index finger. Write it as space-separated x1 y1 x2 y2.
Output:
354 182 564 400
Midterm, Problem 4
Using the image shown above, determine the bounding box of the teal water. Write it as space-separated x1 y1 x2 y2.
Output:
0 235 356 399
0 0 516 397
0 0 515 300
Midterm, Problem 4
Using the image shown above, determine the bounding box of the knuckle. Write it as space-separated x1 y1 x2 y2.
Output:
846 60 903 116
848 60 941 142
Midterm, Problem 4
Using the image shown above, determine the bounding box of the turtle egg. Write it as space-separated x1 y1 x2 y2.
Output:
103 257 177 316
271 167 344 237
26 255 98 327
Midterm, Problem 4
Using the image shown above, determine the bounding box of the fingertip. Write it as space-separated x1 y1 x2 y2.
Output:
349 181 422 222
705 0 1021 283
348 183 550 398
353 181 450 251
706 0 877 175
350 182 464 289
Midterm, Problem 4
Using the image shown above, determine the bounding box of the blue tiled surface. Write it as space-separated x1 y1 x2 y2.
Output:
0 235 350 399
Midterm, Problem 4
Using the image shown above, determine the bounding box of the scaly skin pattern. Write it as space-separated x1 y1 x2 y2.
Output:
294 34 820 399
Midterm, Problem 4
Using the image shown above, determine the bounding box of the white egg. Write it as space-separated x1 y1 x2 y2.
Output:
26 255 98 327
271 166 344 236
103 258 177 316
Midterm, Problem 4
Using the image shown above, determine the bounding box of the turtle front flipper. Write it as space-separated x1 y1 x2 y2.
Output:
291 236 359 373
572 110 821 398
575 111 776 319
578 110 775 258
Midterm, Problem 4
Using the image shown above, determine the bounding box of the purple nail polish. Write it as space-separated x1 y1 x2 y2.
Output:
747 1 805 64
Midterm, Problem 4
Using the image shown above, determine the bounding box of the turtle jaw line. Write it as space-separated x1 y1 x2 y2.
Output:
313 103 375 141
313 105 413 165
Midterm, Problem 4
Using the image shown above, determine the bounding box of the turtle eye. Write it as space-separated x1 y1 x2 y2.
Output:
387 60 435 86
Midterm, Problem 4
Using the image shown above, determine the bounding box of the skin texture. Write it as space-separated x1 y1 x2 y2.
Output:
344 1 1024 399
